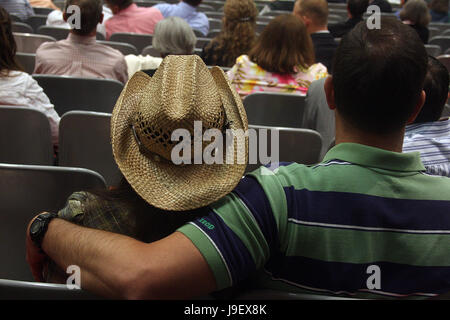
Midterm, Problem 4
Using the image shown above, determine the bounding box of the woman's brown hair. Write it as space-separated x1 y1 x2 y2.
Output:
248 14 315 74
204 0 257 67
0 7 23 77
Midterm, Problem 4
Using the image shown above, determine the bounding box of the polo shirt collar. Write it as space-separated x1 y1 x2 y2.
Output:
323 143 425 172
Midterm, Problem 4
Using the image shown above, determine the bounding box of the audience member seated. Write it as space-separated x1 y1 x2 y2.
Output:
34 0 128 84
29 0 59 10
328 0 368 38
28 55 248 289
293 0 338 73
227 14 327 99
125 16 196 78
154 0 209 37
201 0 257 68
429 0 449 22
399 0 430 44
369 0 392 13
103 0 164 40
27 19 450 300
46 3 112 38
0 0 34 21
403 56 450 177
0 7 59 145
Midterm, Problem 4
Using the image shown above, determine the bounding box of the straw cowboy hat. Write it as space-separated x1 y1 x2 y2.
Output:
111 55 248 211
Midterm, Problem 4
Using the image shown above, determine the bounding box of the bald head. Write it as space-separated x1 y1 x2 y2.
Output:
293 0 329 31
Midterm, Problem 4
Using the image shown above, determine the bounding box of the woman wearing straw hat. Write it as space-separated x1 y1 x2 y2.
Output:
30 54 249 286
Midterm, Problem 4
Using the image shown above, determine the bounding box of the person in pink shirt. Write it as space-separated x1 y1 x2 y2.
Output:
104 0 164 39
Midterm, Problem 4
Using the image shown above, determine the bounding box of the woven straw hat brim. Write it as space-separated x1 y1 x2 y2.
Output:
111 68 248 211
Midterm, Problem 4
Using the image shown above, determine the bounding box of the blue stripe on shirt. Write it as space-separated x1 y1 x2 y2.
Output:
283 188 450 232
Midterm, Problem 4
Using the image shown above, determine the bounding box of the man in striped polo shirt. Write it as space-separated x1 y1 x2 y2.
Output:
403 56 450 177
26 19 450 299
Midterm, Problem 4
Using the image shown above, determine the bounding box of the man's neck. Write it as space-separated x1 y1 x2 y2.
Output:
335 113 406 153
70 29 97 38
308 25 328 34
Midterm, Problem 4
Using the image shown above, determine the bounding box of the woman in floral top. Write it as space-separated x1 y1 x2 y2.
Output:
227 14 328 99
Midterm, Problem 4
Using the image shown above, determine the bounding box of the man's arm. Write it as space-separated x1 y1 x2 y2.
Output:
27 217 217 299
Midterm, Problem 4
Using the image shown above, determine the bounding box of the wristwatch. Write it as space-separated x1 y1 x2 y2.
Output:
29 212 58 251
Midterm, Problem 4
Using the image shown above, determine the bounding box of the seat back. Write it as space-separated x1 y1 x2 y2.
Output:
429 36 450 53
12 22 34 34
0 163 106 281
0 106 53 165
436 54 450 73
16 52 36 74
245 125 322 172
36 25 69 40
442 104 450 118
243 92 306 128
0 279 101 300
141 45 160 57
32 75 124 115
13 32 56 53
31 7 54 15
25 15 49 32
425 44 442 57
110 32 153 53
207 18 222 30
196 37 211 49
235 289 362 300
96 40 138 55
59 111 123 187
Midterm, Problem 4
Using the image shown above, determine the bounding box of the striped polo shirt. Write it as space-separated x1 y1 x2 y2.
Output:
177 143 450 299
403 118 450 177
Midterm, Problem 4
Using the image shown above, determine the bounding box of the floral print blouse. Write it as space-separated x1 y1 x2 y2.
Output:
226 55 328 99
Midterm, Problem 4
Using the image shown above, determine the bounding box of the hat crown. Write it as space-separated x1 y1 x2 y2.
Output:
132 55 225 161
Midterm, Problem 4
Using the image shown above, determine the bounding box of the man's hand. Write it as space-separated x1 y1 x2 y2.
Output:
25 213 48 282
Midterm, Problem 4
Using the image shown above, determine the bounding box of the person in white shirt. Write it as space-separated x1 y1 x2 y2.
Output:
46 4 113 38
0 7 60 145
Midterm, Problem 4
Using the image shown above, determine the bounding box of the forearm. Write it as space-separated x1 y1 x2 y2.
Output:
42 218 146 299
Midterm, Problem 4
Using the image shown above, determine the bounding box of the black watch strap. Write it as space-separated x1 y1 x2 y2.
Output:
30 212 58 251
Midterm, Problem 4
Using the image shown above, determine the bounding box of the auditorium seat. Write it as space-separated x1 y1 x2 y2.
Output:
13 32 56 53
243 92 307 128
235 289 362 300
58 111 123 187
16 52 36 74
0 163 106 281
12 22 33 34
208 18 222 30
110 32 153 53
245 124 323 173
0 279 101 300
0 106 53 166
32 75 124 115
437 54 450 73
31 7 54 15
25 15 49 32
429 36 450 53
97 40 139 55
424 44 442 57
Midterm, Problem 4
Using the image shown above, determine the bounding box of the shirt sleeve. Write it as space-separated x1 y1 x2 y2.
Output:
24 74 60 145
152 4 169 17
177 174 285 290
114 56 129 84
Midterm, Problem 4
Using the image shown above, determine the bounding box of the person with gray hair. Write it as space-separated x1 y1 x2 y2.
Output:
152 16 197 57
399 0 431 43
125 16 197 77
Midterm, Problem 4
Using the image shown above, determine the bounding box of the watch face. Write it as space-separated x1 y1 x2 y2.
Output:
30 219 44 236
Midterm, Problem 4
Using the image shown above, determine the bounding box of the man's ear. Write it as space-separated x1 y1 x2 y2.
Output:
324 76 337 111
63 11 68 22
406 90 426 124
99 13 104 24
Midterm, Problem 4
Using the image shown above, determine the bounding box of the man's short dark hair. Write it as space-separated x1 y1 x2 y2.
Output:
65 0 103 35
183 0 203 7
347 0 369 18
332 18 428 134
414 56 449 123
